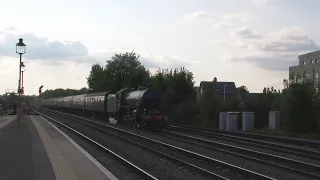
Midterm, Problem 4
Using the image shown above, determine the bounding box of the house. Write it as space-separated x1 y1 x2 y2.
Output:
197 77 237 101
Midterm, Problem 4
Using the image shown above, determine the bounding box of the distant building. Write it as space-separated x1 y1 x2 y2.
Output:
289 50 320 87
197 77 237 101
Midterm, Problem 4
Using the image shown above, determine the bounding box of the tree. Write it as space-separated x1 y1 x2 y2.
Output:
87 64 106 92
199 83 221 127
104 51 151 92
282 73 319 133
237 85 249 94
41 88 87 99
151 67 194 111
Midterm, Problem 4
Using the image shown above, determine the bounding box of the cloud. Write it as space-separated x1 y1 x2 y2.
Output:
231 26 262 39
86 50 193 70
222 12 253 23
211 40 231 47
218 26 320 71
184 11 208 21
184 11 254 29
229 54 297 71
0 57 91 95
0 27 19 34
0 27 191 71
212 22 233 29
256 27 320 52
143 54 195 69
213 12 254 29
0 28 88 60
252 0 276 6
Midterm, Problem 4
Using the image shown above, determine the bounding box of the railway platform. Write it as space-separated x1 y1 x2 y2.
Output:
0 115 118 180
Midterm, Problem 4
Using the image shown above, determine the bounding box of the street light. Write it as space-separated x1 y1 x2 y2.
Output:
223 84 228 102
16 38 26 117
16 38 26 93
21 62 26 95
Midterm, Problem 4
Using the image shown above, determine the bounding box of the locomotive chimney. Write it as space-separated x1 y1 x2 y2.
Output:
213 77 217 82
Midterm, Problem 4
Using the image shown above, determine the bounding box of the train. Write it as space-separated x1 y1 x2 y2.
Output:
41 86 166 130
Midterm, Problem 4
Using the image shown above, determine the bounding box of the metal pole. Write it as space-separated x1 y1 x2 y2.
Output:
18 53 22 95
22 71 24 90
223 86 226 102
18 53 22 119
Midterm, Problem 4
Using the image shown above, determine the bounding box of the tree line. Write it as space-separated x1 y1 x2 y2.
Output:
38 51 319 137
0 94 37 110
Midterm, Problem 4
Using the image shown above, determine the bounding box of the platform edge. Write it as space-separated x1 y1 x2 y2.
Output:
0 115 17 129
39 116 119 180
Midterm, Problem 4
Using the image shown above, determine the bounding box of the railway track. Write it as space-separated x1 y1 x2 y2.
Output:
39 109 276 180
166 125 320 160
0 110 13 119
32 110 158 180
160 129 320 179
169 125 320 149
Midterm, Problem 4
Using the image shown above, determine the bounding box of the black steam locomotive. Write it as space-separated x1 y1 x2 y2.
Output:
42 86 165 130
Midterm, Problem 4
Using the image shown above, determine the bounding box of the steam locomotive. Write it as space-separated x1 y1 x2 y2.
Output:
41 86 165 130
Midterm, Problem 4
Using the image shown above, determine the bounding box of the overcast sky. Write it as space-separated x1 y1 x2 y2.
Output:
0 0 319 95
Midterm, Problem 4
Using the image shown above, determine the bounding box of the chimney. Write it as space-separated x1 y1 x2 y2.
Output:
213 77 217 82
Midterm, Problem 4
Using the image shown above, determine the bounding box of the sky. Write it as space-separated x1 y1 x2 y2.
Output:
0 0 320 95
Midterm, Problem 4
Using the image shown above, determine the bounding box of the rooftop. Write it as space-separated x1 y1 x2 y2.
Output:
298 50 320 58
200 77 237 95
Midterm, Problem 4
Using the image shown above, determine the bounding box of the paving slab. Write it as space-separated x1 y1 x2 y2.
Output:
0 116 55 180
30 115 117 180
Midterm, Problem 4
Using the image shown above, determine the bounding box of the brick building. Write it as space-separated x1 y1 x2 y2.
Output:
197 77 237 102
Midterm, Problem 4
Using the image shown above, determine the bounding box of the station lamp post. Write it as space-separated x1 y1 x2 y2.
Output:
16 38 26 117
21 62 26 95
223 84 228 103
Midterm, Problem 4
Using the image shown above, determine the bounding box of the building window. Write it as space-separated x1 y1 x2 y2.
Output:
316 73 319 83
316 59 319 63
303 61 306 65
310 60 314 64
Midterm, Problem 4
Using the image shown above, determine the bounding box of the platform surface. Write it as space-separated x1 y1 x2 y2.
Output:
0 115 117 180
0 115 55 180
0 114 17 128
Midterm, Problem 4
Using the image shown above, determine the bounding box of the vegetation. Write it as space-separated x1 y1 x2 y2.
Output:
23 50 320 138
0 94 38 110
